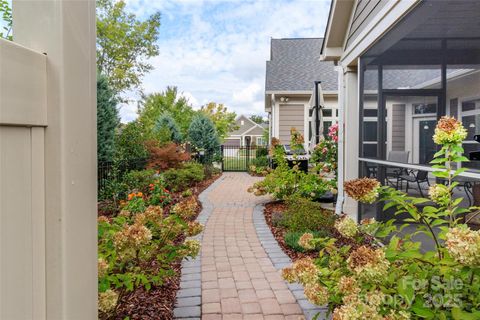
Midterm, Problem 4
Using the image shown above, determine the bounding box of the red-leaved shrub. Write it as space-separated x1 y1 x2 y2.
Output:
146 141 190 171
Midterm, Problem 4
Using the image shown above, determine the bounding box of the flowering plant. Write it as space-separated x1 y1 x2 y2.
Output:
311 123 338 180
147 180 172 207
170 196 199 220
121 191 146 213
282 117 480 319
98 207 202 317
248 130 334 200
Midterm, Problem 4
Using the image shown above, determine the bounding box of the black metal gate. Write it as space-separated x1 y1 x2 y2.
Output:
221 145 267 172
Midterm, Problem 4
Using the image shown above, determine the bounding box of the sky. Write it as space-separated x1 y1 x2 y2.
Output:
121 0 332 122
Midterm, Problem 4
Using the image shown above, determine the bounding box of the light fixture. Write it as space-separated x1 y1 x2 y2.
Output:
280 96 289 102
424 125 429 130
469 123 475 128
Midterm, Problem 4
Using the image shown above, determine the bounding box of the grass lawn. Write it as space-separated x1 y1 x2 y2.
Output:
222 157 248 171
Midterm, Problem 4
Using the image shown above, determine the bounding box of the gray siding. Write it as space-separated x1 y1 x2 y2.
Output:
247 126 265 136
346 0 388 48
391 104 406 151
279 104 304 143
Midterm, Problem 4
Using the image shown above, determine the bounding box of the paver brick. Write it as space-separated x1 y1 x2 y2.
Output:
242 302 262 314
186 173 307 319
221 297 242 313
202 302 221 314
260 298 283 315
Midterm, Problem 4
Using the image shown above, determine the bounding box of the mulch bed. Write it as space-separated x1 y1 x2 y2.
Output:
100 173 221 320
264 201 376 263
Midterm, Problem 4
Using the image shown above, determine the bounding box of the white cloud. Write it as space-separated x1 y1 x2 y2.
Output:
118 0 331 122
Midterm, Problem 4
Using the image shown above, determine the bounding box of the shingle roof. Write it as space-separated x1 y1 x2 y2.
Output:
266 38 338 92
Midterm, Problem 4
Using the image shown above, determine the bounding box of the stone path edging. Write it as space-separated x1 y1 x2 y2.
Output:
174 175 226 320
253 204 328 320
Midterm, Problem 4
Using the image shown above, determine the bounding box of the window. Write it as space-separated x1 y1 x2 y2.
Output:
462 98 480 112
323 121 332 136
363 122 377 142
413 103 437 114
256 137 265 146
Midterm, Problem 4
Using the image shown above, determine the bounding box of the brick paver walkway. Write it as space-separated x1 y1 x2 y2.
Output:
200 173 304 320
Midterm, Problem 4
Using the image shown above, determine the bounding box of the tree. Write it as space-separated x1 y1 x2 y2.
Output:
114 121 149 161
138 87 195 138
0 0 12 40
96 0 161 94
188 114 220 164
154 113 183 144
250 115 266 124
97 74 120 162
200 102 238 140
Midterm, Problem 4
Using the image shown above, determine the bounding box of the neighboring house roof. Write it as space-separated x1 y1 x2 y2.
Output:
228 115 265 136
266 38 338 92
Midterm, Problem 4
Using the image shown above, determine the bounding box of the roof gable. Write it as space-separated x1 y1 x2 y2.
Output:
228 115 264 136
266 38 338 92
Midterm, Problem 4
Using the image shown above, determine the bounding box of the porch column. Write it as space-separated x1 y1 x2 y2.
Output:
342 66 359 219
13 1 97 319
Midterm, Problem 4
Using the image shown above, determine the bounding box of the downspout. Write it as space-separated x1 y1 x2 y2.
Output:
335 66 345 215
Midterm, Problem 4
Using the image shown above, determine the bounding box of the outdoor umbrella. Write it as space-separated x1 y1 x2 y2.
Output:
309 82 325 152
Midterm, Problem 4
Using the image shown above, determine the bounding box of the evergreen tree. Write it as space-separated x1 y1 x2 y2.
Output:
154 113 183 144
97 74 120 161
188 114 220 163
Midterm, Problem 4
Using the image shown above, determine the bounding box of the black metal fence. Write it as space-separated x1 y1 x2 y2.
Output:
98 158 147 192
221 145 268 171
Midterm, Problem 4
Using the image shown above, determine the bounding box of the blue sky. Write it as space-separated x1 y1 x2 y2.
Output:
121 0 331 122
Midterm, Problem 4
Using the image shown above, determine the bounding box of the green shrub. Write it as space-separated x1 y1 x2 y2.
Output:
284 230 329 252
162 162 205 192
123 169 157 194
281 197 335 232
271 211 285 227
251 155 268 167
256 147 268 158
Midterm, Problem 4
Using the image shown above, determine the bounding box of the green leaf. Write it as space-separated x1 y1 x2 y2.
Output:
432 171 449 178
452 308 480 320
412 305 435 319
430 157 447 164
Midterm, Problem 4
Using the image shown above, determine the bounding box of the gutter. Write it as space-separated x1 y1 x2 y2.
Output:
320 0 335 55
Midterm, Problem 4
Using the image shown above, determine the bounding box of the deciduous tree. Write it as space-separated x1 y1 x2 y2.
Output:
0 0 12 40
200 102 238 139
96 0 161 94
138 87 195 138
249 115 266 124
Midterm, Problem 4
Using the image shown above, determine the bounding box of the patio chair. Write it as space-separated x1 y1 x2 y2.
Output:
386 151 410 188
398 170 430 197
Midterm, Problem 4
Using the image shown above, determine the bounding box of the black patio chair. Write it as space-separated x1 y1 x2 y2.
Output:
385 151 410 189
398 170 430 197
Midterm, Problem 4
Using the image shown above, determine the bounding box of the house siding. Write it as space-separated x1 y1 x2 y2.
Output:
247 126 265 136
279 104 305 143
346 0 389 48
391 104 406 151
